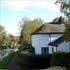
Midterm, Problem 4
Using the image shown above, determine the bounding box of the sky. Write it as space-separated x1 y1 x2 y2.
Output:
0 0 64 36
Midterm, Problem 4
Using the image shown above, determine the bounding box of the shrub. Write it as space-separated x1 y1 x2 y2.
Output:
18 49 33 55
17 50 51 69
51 51 70 67
28 54 51 69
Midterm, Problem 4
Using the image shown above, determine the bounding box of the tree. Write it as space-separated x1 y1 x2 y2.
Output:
0 25 19 49
55 0 70 20
53 16 66 22
7 34 19 48
64 20 70 50
55 0 70 69
19 17 42 44
55 0 70 44
0 25 7 49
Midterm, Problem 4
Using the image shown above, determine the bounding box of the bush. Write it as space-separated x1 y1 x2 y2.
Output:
18 49 33 55
17 50 51 69
51 51 70 67
28 54 51 69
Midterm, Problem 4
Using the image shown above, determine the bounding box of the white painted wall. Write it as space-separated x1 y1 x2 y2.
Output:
57 41 70 51
32 34 49 54
32 34 63 54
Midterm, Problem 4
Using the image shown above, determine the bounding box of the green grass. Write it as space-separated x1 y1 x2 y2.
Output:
0 52 15 69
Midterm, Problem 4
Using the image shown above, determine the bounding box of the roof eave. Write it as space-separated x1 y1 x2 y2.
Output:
31 32 64 35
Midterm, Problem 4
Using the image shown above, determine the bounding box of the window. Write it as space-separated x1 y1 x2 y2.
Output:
41 47 49 54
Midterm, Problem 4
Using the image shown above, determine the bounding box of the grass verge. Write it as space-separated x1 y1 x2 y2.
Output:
0 52 15 69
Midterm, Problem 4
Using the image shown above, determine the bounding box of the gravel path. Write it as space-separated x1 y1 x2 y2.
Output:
7 53 21 70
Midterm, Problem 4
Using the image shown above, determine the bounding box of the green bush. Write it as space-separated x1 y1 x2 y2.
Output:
28 54 51 69
51 51 70 67
17 51 51 69
17 50 34 70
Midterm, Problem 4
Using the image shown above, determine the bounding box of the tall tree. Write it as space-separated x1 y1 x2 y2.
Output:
55 0 70 69
55 0 70 42
19 17 42 44
55 0 70 20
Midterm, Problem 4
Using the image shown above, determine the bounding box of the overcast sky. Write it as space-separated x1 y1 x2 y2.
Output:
0 0 64 35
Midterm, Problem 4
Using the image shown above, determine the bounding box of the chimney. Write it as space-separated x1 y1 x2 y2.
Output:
58 16 62 24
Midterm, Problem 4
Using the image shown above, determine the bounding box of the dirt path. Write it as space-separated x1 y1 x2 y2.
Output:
7 53 21 70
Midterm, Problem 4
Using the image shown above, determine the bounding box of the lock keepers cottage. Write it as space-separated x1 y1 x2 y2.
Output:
31 17 70 54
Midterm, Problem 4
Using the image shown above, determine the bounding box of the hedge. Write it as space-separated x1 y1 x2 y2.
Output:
18 50 70 70
17 50 51 70
51 51 70 67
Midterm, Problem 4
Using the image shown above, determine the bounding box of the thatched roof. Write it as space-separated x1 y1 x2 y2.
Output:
31 23 65 35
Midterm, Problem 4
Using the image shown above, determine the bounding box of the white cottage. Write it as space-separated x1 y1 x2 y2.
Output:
31 17 70 54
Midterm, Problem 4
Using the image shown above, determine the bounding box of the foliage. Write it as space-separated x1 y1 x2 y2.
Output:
0 25 7 49
64 20 70 53
55 0 70 20
17 50 51 69
0 52 15 69
7 34 19 48
64 21 70 41
53 16 67 23
17 51 70 70
55 0 70 46
51 52 70 67
19 17 42 44
0 25 19 49
53 17 70 42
